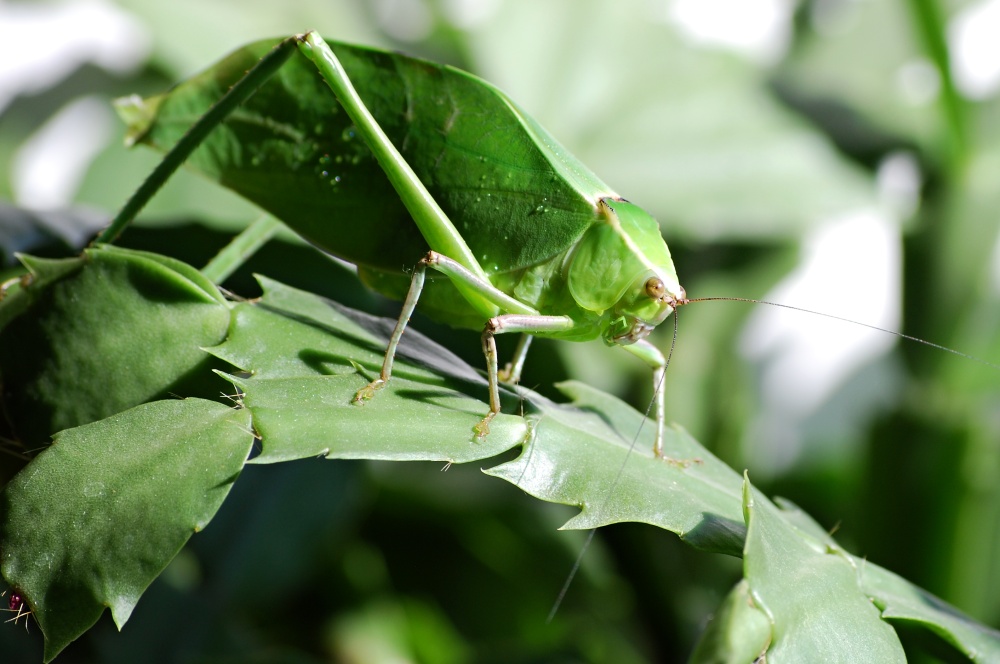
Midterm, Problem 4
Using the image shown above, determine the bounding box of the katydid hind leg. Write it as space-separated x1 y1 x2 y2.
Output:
476 314 575 437
353 258 428 403
355 252 574 442
498 334 533 384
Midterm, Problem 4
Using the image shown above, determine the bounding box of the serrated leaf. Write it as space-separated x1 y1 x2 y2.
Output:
0 398 253 662
765 495 1000 659
486 381 747 554
208 277 528 463
742 479 905 662
860 563 1000 662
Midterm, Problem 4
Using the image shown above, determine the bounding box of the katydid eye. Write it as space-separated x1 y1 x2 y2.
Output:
8 592 22 612
645 277 665 300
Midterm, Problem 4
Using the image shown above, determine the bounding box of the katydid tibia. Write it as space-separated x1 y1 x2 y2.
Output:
107 32 688 458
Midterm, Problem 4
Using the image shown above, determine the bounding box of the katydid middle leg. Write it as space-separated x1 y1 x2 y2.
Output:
355 250 573 437
498 334 534 384
478 315 577 436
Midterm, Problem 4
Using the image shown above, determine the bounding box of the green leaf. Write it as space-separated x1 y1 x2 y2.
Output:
0 245 231 447
742 479 906 662
771 496 1000 659
0 398 254 662
688 579 771 664
206 276 528 463
486 381 747 554
4 267 998 661
860 563 1000 662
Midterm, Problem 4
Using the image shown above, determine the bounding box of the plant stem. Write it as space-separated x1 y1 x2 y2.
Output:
201 214 283 283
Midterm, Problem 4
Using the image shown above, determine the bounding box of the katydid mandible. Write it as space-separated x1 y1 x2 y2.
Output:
112 32 687 457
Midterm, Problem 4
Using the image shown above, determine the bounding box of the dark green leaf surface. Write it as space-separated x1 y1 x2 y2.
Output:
212 278 748 552
209 277 529 463
2 268 997 662
0 398 253 662
772 497 1000 660
742 479 906 662
860 563 1000 662
0 245 231 447
208 279 1000 662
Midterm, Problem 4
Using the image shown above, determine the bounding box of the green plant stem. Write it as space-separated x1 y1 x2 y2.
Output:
94 36 299 245
906 0 968 173
201 214 283 284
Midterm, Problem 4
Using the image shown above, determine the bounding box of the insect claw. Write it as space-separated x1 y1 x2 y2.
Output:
353 379 386 403
654 450 702 468
473 411 496 438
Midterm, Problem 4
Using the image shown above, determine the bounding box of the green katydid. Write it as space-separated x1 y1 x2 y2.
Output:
106 32 687 458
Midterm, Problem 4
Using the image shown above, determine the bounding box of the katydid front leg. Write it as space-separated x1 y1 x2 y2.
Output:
353 251 573 437
620 339 689 465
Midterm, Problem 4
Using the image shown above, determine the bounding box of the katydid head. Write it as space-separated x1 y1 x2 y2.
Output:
566 198 685 346
607 273 687 345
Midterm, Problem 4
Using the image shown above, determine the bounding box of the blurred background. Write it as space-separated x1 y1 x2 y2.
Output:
1 0 998 661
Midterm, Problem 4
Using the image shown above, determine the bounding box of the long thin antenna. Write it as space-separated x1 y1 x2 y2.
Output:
547 308 681 622
684 295 1000 372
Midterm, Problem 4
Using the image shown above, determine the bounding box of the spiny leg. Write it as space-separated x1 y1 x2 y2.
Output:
622 339 695 465
355 251 554 421
353 257 428 402
498 334 533 384
476 315 573 437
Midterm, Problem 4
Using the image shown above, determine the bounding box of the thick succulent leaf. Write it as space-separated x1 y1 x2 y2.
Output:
0 398 253 662
688 579 771 664
0 245 231 448
860 563 1000 662
207 277 529 463
117 37 607 280
2 268 996 661
211 277 747 553
742 479 906 662
773 497 1000 659
486 381 747 554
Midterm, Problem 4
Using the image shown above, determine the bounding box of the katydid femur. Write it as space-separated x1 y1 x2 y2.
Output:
108 32 689 458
